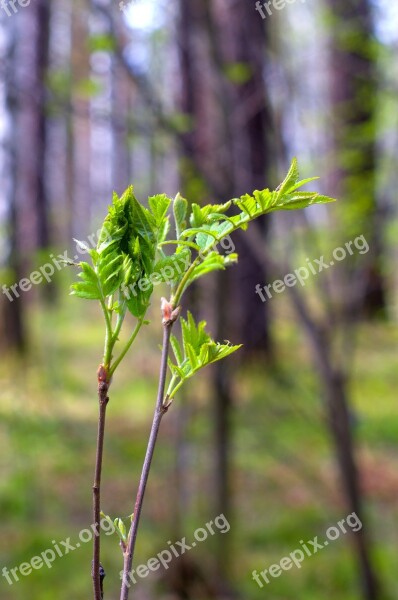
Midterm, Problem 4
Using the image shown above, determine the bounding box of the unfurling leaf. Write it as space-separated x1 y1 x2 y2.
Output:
167 311 242 400
173 193 188 239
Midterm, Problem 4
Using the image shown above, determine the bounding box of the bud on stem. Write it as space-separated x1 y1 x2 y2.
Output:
161 297 181 326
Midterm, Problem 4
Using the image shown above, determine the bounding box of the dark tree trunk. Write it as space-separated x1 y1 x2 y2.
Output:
176 0 274 591
324 371 379 600
2 20 26 352
10 1 54 303
211 0 273 357
35 0 51 253
329 0 387 318
112 64 130 195
289 288 381 600
212 268 233 587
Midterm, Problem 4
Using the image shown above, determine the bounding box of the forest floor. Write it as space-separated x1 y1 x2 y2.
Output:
1 289 397 600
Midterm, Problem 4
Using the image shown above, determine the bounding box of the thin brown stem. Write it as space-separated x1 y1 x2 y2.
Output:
92 368 110 600
119 322 173 600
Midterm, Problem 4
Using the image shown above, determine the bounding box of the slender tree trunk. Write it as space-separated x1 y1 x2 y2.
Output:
71 5 91 240
2 19 26 352
209 0 274 355
176 1 275 589
112 63 130 195
324 371 379 600
35 0 51 253
290 291 381 600
329 0 387 318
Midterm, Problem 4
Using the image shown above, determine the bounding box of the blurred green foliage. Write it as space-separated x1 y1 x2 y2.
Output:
1 279 397 599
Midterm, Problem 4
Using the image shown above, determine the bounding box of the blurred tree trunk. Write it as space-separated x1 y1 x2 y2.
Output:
324 4 386 591
206 2 273 587
10 1 54 303
35 0 52 256
176 0 274 592
16 3 52 255
71 6 91 239
329 0 387 318
176 2 235 594
325 375 380 600
210 0 273 358
178 0 273 356
2 21 26 352
286 285 381 600
112 64 130 195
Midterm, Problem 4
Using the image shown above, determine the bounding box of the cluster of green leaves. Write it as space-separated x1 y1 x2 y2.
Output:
71 158 334 379
100 512 131 547
166 312 241 400
71 187 169 318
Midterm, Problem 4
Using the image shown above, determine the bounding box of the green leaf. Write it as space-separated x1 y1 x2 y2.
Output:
206 342 242 363
100 513 117 536
276 192 336 211
170 335 184 366
152 249 190 284
157 216 170 245
118 519 127 540
188 201 231 229
186 312 209 352
231 159 336 224
113 517 127 543
276 157 300 200
70 281 101 300
234 194 258 218
252 189 275 211
127 187 156 242
167 312 242 400
159 239 200 252
287 176 320 193
186 342 198 370
148 194 171 227
187 252 238 285
79 261 98 285
190 204 204 228
181 227 218 240
70 262 102 300
123 281 153 319
195 222 232 252
173 194 188 239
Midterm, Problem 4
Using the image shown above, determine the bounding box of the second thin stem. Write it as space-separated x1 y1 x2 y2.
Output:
119 322 173 600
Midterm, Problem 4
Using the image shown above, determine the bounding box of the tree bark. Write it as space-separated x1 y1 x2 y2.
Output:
35 0 52 254
2 18 26 352
289 287 380 600
329 0 387 318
